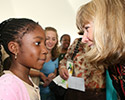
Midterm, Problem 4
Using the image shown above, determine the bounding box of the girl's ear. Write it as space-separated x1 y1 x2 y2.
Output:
8 41 19 55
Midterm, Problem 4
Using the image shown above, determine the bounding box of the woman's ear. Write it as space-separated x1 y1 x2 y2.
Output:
8 41 19 55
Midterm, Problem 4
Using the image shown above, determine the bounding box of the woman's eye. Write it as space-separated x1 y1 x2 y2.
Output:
35 42 40 46
85 26 89 30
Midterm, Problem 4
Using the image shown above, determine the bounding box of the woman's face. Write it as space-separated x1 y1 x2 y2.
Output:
17 26 48 70
61 35 70 49
45 30 57 51
82 22 93 47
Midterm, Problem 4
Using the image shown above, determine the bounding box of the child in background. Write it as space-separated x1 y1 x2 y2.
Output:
0 18 47 100
58 34 71 62
49 34 71 100
39 27 59 100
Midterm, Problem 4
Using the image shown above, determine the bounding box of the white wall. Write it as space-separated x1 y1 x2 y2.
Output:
0 0 91 44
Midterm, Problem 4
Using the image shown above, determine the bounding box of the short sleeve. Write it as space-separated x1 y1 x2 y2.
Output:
55 58 59 68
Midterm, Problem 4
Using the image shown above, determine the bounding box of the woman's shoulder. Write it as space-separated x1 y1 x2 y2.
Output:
73 38 80 43
69 38 81 49
72 38 84 46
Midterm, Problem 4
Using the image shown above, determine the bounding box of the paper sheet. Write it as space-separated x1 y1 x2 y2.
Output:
53 75 68 89
68 76 85 92
53 75 85 91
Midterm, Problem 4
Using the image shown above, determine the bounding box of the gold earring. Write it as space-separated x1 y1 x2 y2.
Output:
15 53 17 60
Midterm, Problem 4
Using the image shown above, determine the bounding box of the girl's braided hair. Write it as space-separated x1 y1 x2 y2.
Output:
0 18 39 65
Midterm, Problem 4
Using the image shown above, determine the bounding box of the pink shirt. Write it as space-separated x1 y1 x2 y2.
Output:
0 73 30 100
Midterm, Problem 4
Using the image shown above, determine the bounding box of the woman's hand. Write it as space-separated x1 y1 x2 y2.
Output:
59 67 69 80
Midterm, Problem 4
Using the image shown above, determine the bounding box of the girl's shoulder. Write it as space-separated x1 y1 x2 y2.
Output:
0 72 15 84
0 72 24 90
0 71 30 100
0 73 19 98
50 58 59 62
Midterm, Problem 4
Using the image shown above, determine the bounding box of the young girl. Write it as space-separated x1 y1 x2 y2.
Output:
39 27 59 100
0 18 47 100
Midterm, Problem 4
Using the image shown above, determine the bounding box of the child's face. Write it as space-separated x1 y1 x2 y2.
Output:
17 26 47 70
45 30 57 51
61 35 70 49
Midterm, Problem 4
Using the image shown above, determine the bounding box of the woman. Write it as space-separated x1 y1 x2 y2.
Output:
59 13 106 99
76 0 125 99
39 27 59 100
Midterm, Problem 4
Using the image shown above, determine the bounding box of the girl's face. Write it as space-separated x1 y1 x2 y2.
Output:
17 26 48 70
82 22 93 47
61 35 70 49
45 30 57 51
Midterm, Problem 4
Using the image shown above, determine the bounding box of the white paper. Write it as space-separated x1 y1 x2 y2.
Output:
53 75 68 89
67 76 85 92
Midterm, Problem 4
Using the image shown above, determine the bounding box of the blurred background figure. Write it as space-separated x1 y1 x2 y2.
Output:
49 34 71 100
0 46 9 76
3 57 11 70
39 27 59 100
57 34 71 76
58 34 71 62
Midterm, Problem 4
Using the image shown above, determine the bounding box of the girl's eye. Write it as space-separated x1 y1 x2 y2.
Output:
35 42 41 46
52 38 56 41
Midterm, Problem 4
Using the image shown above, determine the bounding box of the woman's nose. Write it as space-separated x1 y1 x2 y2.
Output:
82 35 89 43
